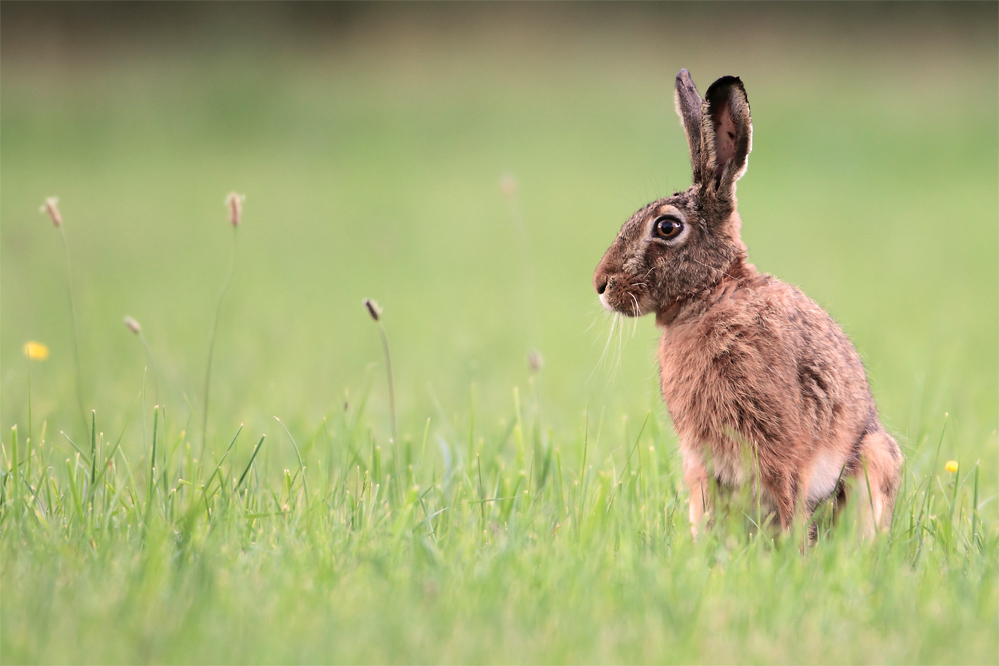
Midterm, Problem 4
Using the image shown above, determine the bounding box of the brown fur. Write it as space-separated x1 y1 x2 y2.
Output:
593 70 902 537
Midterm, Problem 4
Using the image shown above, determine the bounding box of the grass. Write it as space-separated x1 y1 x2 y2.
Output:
2 403 995 663
2 5 997 664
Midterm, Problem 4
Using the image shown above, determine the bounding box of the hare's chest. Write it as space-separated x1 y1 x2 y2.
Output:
657 320 759 452
657 328 759 489
657 331 712 421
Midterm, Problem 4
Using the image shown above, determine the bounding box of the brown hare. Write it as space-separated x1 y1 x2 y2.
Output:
593 70 902 538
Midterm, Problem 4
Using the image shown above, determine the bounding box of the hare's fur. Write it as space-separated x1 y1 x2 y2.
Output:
593 70 902 536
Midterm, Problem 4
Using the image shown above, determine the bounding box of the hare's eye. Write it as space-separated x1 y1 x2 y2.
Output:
654 216 684 241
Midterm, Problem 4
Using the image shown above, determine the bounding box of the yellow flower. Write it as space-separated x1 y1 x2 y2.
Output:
945 460 958 474
23 341 49 361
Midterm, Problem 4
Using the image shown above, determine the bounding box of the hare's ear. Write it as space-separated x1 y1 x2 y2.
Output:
701 76 752 207
674 69 704 183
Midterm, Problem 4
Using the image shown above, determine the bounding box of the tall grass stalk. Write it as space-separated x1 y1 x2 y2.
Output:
201 194 242 466
364 299 398 455
274 417 310 509
26 370 33 454
125 317 161 406
235 435 266 492
9 425 19 516
146 405 159 513
58 222 86 425
41 198 87 429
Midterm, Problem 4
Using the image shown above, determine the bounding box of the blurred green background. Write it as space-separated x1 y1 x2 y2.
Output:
2 1 996 471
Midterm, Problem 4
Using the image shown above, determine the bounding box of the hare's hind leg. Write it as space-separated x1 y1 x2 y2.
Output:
854 429 903 537
756 461 798 531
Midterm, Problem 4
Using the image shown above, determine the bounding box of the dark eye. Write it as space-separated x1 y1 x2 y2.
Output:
654 216 684 240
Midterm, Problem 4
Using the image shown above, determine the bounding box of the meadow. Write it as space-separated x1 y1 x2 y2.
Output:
2 4 997 663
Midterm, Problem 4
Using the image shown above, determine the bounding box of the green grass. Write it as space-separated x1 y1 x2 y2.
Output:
2 5 997 664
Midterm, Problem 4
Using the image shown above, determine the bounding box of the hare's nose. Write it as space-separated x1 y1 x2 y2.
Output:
595 277 608 295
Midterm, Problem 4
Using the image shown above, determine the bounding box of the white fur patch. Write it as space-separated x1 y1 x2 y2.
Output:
806 450 846 503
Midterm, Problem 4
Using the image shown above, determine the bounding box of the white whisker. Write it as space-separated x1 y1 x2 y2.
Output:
588 310 622 387
629 293 641 337
614 309 625 378
599 312 617 369
584 306 607 334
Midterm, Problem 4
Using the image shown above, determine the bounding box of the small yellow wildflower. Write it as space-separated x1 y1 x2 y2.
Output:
945 460 958 474
23 341 49 361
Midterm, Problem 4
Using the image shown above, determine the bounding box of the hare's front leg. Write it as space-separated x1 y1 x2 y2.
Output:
681 447 710 538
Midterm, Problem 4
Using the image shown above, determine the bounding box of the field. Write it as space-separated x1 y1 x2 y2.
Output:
2 4 997 663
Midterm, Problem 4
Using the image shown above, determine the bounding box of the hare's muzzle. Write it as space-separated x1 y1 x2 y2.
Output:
594 252 622 312
594 276 618 313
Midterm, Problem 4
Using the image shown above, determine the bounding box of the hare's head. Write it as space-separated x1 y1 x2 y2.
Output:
594 70 753 320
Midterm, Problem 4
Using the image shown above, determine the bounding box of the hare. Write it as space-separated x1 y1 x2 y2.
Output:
593 70 902 538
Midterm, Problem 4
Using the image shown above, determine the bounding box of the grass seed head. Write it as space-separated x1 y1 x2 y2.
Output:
124 316 142 335
364 299 382 322
226 191 245 227
40 197 62 227
500 173 517 198
528 350 544 373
